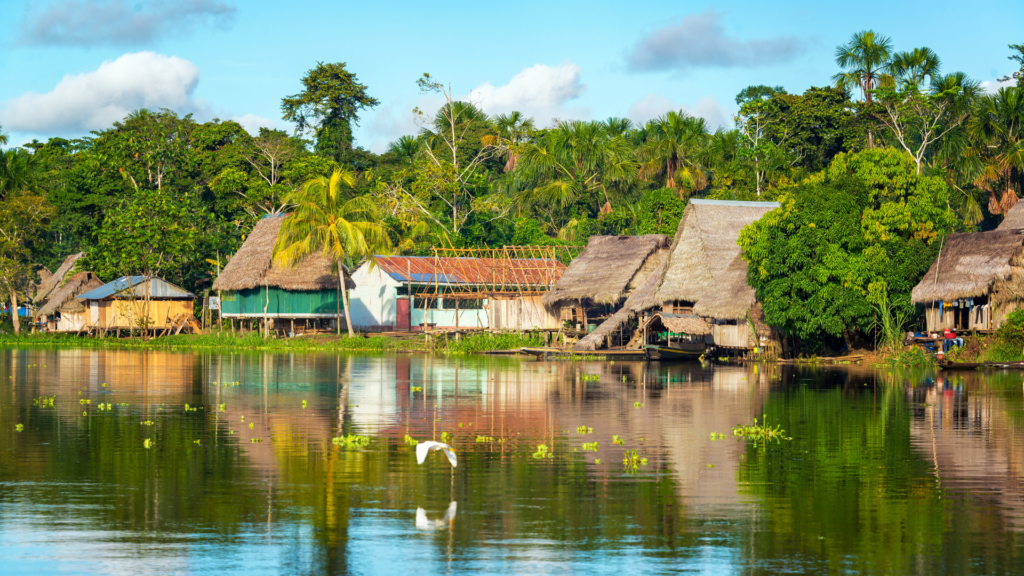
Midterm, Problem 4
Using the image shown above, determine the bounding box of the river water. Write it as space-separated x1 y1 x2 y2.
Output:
2 348 1023 575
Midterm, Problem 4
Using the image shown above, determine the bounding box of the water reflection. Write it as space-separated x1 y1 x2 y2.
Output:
2 349 1024 574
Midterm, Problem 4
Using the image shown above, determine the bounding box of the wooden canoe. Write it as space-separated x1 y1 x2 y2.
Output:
644 345 704 361
519 347 648 360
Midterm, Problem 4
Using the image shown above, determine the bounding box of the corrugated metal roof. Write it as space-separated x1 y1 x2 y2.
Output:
77 276 196 300
690 199 781 208
373 255 565 287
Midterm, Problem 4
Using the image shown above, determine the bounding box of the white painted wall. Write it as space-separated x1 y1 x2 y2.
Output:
349 263 402 331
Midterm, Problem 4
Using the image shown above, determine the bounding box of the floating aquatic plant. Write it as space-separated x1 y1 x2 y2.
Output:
595 458 601 464
218 403 225 412
576 425 593 434
732 415 791 445
709 432 726 441
623 449 646 474
33 396 55 408
532 444 551 459
15 424 23 432
706 463 714 468
404 434 419 446
194 439 201 445
141 421 154 426
475 436 493 443
581 374 599 382
411 386 423 392
440 432 453 444
144 438 154 449
302 400 307 408
79 399 90 405
332 434 371 448
612 435 625 445
249 423 254 429
633 402 644 408
250 438 263 443
581 442 598 452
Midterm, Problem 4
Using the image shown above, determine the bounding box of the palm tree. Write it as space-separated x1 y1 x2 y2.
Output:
602 117 634 138
516 120 636 224
966 87 1024 214
386 135 420 163
833 30 894 104
636 111 710 198
890 47 942 90
490 111 536 171
274 169 391 336
0 124 8 146
0 148 43 199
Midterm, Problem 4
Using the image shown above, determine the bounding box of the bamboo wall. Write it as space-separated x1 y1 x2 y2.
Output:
490 296 561 331
90 299 194 329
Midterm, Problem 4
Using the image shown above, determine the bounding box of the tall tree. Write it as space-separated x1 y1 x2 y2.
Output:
833 30 893 148
274 169 390 336
0 124 7 147
967 87 1024 214
998 43 1024 88
281 62 379 162
0 191 53 334
636 111 710 197
890 47 942 90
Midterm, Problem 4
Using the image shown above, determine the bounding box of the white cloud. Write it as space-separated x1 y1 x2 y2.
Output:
627 94 732 130
627 11 804 73
230 114 279 135
0 52 203 133
364 95 444 154
981 77 1017 94
468 62 590 125
17 0 236 47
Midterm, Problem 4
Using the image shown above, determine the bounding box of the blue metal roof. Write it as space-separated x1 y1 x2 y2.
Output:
77 276 196 300
409 273 460 283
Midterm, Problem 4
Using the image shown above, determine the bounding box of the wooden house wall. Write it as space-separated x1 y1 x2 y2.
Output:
711 323 753 349
490 296 560 331
93 299 194 329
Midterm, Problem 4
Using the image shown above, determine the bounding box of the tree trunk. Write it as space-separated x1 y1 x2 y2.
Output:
339 268 354 337
10 291 20 335
142 277 151 342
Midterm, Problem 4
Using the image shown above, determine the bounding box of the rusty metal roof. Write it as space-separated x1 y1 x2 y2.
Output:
373 255 566 290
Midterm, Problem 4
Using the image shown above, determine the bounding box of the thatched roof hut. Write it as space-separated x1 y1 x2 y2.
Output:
692 256 756 320
33 252 85 304
911 230 1024 305
37 272 104 317
543 234 670 307
654 200 778 305
573 252 667 351
212 214 355 292
999 202 1024 230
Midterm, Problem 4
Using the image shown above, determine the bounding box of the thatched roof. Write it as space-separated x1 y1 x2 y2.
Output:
692 255 757 320
643 312 711 336
543 234 670 307
911 230 1024 304
654 200 778 305
33 252 85 303
38 272 104 316
999 201 1024 230
212 215 355 292
572 252 669 351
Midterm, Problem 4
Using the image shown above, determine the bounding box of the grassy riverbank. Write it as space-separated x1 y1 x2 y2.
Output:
0 326 547 354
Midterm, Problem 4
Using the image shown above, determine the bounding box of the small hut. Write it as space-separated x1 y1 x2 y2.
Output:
572 251 667 351
911 229 1024 332
212 214 355 329
77 276 196 331
37 271 104 332
692 256 778 351
543 234 670 332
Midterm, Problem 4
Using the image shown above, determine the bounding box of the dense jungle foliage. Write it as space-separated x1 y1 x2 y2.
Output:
1 33 1023 347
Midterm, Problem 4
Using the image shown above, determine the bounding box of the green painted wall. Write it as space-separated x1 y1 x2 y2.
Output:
220 287 339 317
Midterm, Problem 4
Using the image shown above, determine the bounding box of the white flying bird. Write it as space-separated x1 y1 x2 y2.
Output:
415 501 458 530
416 440 458 467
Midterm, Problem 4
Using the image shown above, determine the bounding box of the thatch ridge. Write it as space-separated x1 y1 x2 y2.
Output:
999 201 1024 230
212 216 354 292
38 272 103 316
641 312 711 336
654 200 777 305
911 230 1024 304
543 234 670 307
34 252 85 304
692 255 757 320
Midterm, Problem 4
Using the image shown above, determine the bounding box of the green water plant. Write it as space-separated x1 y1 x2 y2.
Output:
332 434 371 448
732 415 791 445
623 449 646 474
581 442 598 451
440 432 453 444
411 386 423 392
302 400 308 408
532 444 551 459
141 421 154 426
710 432 726 441
475 436 493 443
576 425 592 434
404 434 419 446
581 374 599 382
33 396 55 408
15 424 23 432
633 402 644 408
595 458 601 464
144 438 154 449
612 435 625 445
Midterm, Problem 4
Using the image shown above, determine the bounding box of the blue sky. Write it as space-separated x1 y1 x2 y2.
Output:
1 0 1022 152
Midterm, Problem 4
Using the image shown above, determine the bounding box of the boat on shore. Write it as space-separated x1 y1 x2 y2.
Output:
643 345 704 361
519 347 648 360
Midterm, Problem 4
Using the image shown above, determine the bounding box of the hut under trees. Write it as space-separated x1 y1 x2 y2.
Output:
543 234 670 340
37 271 104 332
212 214 355 332
32 252 85 308
911 229 1024 332
77 276 197 332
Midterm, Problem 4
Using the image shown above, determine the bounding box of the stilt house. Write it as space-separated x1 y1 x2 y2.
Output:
77 276 196 331
212 214 355 329
911 229 1024 332
37 272 104 332
542 234 670 340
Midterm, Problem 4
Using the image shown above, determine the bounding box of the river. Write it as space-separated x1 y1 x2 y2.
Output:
2 348 1023 574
